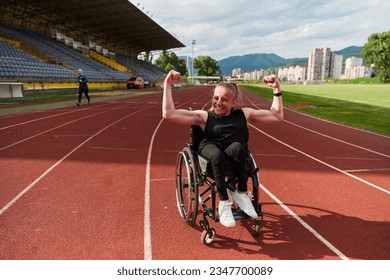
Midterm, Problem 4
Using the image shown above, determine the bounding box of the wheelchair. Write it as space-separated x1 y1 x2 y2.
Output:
175 123 263 245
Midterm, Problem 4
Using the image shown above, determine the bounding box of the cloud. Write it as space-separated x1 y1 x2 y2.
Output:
131 0 390 59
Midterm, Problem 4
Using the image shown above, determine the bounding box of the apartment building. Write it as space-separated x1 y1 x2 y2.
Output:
343 57 372 79
345 56 363 68
344 66 373 79
232 68 243 77
238 68 277 81
277 65 307 82
307 47 342 80
331 53 343 79
307 48 326 80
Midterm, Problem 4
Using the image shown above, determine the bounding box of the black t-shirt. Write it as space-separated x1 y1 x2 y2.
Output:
199 108 248 151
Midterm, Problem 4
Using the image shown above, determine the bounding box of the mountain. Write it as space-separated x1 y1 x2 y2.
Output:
181 53 306 76
217 46 363 76
217 53 291 76
334 46 363 58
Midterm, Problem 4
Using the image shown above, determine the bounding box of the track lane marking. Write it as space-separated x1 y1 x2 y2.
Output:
284 119 390 159
250 124 390 195
343 168 390 173
326 156 383 161
0 107 152 216
144 119 164 261
0 93 161 130
0 103 111 131
260 183 349 260
0 106 130 151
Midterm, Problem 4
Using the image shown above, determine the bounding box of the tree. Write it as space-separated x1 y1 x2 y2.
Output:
193 56 221 76
362 30 390 83
154 50 187 75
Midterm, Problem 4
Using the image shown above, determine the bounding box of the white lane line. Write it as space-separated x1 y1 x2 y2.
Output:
250 124 390 195
0 107 152 216
144 118 164 261
343 168 390 173
326 156 383 161
260 183 349 260
284 120 390 159
0 103 109 131
0 111 78 130
0 106 127 151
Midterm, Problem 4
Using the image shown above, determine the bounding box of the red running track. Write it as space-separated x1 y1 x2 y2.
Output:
0 87 389 260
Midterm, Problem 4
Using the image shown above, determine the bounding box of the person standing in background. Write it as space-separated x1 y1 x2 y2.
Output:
77 69 90 106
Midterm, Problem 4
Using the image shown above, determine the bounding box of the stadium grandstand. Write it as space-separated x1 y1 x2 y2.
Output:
0 0 185 91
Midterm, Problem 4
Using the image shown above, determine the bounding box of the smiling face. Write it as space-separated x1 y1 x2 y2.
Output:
212 85 236 116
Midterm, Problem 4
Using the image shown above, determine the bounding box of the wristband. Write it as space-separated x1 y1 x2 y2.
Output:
273 91 282 97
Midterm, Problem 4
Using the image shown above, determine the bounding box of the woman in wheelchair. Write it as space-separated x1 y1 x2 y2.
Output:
163 70 284 228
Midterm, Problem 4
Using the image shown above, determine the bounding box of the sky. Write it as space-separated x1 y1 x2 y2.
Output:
128 0 390 60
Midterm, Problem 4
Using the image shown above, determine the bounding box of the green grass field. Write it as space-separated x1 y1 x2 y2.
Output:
242 83 390 136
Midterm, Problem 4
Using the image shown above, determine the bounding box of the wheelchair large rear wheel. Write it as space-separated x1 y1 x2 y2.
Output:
175 147 199 226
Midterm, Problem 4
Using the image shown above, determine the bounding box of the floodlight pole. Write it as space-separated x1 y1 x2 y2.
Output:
192 39 196 84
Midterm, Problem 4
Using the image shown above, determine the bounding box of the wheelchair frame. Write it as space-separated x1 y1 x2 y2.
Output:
175 124 263 245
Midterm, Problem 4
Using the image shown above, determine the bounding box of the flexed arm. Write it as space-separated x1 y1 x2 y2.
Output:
162 70 180 119
243 75 284 124
162 70 206 126
264 75 284 121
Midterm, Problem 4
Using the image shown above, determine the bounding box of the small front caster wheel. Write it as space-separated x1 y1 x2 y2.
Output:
201 228 216 245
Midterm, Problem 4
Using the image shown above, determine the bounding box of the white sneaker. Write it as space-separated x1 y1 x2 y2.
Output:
232 190 258 218
218 200 235 227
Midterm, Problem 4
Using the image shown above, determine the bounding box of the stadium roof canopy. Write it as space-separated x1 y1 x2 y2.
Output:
0 0 185 55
